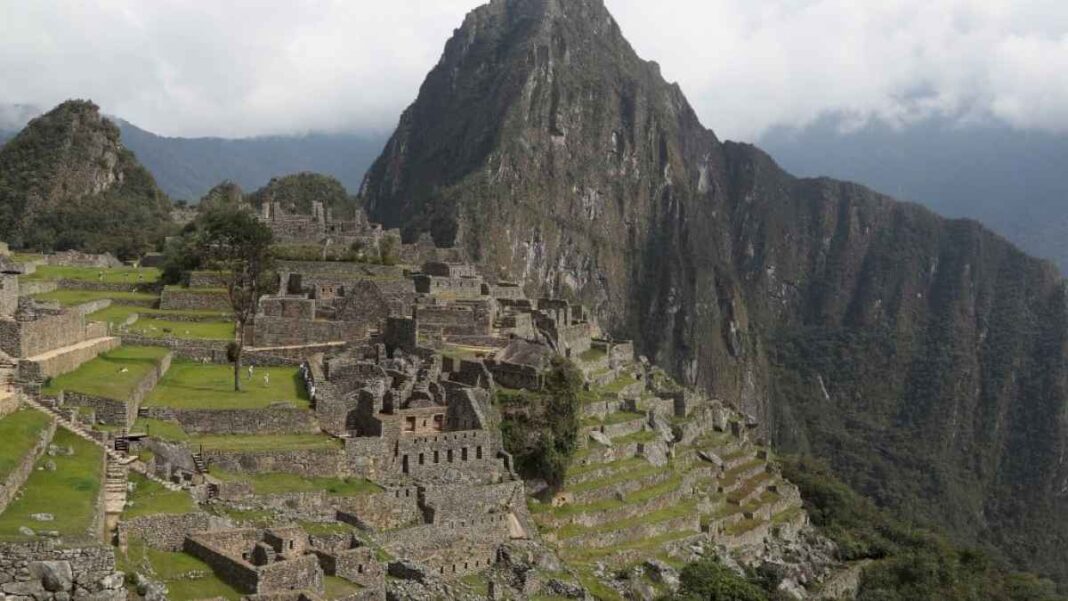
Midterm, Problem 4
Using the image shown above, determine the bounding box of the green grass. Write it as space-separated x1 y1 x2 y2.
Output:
557 501 696 539
0 429 103 540
579 347 608 363
191 433 340 452
601 373 639 395
22 265 161 284
124 317 235 341
567 461 664 494
89 304 231 325
120 538 241 601
0 409 52 482
42 346 169 399
33 288 159 306
124 474 196 518
299 521 356 536
143 361 309 410
210 470 381 496
132 418 190 442
325 576 363 599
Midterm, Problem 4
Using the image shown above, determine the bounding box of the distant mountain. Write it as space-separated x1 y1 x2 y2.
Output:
760 116 1068 273
362 0 1068 584
0 100 172 258
116 120 387 201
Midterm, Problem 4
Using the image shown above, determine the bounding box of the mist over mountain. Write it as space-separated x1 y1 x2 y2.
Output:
115 120 386 201
760 116 1068 273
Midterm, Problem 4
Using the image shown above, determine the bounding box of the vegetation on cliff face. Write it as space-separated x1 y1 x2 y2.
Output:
0 100 174 258
360 0 1068 585
782 458 1065 601
497 357 582 487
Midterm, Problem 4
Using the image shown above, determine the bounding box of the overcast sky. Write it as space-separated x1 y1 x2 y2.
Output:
2 0 1068 141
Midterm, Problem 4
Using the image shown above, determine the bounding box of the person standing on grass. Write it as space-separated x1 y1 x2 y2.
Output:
248 364 254 381
264 372 269 387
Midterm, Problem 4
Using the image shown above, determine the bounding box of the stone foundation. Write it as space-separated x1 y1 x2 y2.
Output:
0 541 124 601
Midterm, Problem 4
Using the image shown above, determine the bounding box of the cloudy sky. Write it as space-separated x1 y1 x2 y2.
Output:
2 0 1068 141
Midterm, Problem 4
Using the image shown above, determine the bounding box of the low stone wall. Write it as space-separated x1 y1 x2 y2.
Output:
203 448 348 478
19 336 120 382
0 417 56 515
0 541 125 601
46 251 122 269
160 288 230 312
57 280 142 293
337 487 422 531
17 280 58 296
119 334 229 362
71 298 112 317
2 310 86 358
117 512 231 552
142 407 318 436
62 351 171 427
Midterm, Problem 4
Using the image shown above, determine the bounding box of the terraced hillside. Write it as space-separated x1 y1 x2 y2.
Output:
526 363 809 599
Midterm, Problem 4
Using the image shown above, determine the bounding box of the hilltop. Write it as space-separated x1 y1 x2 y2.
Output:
360 0 1068 584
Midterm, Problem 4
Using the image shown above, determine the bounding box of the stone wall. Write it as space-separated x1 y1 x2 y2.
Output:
0 541 124 601
248 316 366 348
118 335 229 362
62 351 171 427
160 288 231 311
383 318 417 354
0 417 55 515
18 336 120 382
388 430 502 480
46 251 122 269
188 271 229 288
336 487 422 531
1 310 87 358
142 407 318 436
203 448 348 478
117 512 231 552
184 530 324 595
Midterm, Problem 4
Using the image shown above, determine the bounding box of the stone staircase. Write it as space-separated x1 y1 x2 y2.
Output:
21 395 185 492
104 457 129 514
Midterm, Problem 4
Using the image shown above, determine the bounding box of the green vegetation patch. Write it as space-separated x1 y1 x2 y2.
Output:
22 264 161 284
119 538 241 601
144 361 309 410
0 429 103 540
324 575 363 599
89 304 231 325
211 470 380 496
42 346 169 400
0 409 52 482
33 288 158 306
124 473 196 518
191 433 340 453
132 417 190 442
124 317 235 341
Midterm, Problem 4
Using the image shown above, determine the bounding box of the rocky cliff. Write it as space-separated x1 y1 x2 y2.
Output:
0 100 172 258
361 0 1068 583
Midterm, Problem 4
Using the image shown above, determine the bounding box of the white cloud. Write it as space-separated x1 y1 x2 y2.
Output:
1 0 1067 140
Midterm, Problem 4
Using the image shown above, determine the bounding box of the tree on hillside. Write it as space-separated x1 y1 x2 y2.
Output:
194 206 275 391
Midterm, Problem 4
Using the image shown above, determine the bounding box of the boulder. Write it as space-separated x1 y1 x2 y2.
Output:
589 431 612 447
31 560 73 593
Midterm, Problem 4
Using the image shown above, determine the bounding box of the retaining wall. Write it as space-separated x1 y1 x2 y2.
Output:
0 417 56 515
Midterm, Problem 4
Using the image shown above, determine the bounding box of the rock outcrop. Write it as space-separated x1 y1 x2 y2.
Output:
361 0 1068 583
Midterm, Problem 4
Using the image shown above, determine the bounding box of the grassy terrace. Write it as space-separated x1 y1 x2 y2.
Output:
211 470 381 496
599 372 639 395
89 304 231 325
0 429 103 540
33 289 158 306
0 409 52 482
556 500 697 540
132 417 190 442
143 361 309 410
190 433 340 453
119 538 241 601
124 473 196 518
581 410 645 428
42 346 170 399
22 264 161 284
122 317 235 341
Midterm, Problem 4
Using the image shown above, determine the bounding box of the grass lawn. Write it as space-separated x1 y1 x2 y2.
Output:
124 317 235 341
211 470 381 496
324 576 363 599
132 418 190 442
124 474 197 519
0 429 103 540
89 304 231 325
22 264 161 284
601 373 639 395
191 433 340 453
34 289 158 306
144 361 309 410
0 409 52 482
119 538 241 601
42 346 170 399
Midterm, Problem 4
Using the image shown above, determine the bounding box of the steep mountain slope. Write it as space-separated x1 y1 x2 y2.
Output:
117 120 384 200
760 115 1068 274
0 100 173 257
361 0 1068 584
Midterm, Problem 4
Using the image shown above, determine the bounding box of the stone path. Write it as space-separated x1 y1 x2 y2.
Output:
21 395 184 492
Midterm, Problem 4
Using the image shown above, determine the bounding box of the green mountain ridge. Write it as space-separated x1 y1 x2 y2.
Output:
360 0 1068 585
0 100 173 258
